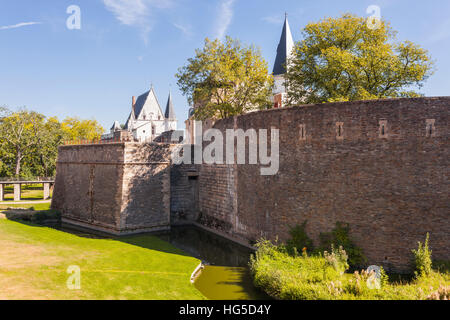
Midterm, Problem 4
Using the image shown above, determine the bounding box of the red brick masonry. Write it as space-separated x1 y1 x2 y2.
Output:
53 97 449 272
197 97 449 272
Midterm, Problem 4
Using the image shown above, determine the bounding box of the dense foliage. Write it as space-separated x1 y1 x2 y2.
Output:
250 235 449 300
0 107 104 178
283 221 366 269
176 37 274 120
285 222 314 256
286 14 434 104
318 222 366 268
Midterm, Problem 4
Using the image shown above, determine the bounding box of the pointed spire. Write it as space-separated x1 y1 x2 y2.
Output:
164 91 176 120
272 13 295 75
110 120 121 131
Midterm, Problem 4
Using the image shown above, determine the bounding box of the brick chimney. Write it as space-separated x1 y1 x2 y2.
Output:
132 96 136 114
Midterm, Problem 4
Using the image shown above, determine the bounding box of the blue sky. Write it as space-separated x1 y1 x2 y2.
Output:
1 0 449 131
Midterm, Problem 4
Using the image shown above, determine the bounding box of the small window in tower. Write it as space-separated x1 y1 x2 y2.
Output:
152 126 156 135
379 120 388 138
299 124 306 141
336 122 344 140
426 119 435 137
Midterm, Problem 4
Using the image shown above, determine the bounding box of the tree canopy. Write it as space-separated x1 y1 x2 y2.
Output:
285 14 434 105
0 108 104 178
176 37 274 120
61 117 104 142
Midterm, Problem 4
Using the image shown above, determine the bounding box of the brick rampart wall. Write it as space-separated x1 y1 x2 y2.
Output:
197 97 449 271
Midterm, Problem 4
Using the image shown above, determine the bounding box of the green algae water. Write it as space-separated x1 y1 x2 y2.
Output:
194 265 268 300
159 225 270 300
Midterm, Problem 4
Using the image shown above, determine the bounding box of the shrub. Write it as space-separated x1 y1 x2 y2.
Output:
379 267 389 287
285 221 314 256
412 233 432 278
324 245 349 275
346 270 370 296
319 222 366 268
250 237 450 300
427 286 450 300
250 238 341 300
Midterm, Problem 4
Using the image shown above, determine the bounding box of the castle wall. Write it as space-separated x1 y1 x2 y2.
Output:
51 97 449 272
170 162 199 224
52 143 173 235
197 97 450 272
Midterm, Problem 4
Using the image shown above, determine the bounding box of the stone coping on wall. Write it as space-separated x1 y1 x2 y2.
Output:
58 142 180 148
243 96 450 116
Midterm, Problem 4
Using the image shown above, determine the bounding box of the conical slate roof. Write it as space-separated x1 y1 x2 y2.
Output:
272 14 295 76
110 120 121 131
164 92 176 120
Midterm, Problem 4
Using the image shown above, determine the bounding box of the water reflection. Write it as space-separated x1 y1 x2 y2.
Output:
157 225 252 267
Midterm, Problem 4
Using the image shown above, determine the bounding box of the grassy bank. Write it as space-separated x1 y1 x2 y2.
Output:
250 240 450 300
0 202 52 211
0 219 204 299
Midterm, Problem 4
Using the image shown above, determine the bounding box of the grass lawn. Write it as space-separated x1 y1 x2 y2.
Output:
0 219 205 300
2 184 52 201
0 202 52 211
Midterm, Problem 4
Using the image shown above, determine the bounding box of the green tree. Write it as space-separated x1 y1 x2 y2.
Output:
61 117 104 141
31 117 65 177
286 14 434 104
0 106 9 117
0 107 12 176
176 37 274 120
0 109 104 178
0 109 45 176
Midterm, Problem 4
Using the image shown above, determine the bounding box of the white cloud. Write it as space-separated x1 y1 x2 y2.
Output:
173 22 192 37
214 0 236 40
103 0 173 42
0 22 41 30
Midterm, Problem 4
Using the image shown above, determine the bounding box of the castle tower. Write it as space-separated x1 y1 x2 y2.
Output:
272 13 294 108
164 91 177 132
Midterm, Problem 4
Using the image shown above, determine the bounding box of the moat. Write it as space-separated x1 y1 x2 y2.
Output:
49 222 269 300
157 225 270 300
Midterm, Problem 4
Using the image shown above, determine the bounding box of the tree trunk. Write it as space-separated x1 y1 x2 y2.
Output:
15 149 22 176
